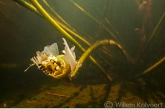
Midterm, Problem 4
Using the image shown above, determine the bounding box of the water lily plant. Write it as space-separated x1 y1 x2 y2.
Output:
25 38 77 80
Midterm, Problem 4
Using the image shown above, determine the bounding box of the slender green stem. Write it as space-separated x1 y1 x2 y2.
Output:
42 0 91 46
134 56 165 79
30 0 84 51
148 12 165 43
69 39 129 81
13 0 41 16
95 0 109 38
59 22 91 46
42 0 73 29
70 0 118 41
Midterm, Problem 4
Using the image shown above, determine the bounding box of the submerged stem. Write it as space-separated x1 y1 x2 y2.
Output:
69 39 129 81
42 0 73 30
135 56 165 79
30 0 83 51
13 0 41 16
70 0 118 41
148 12 165 44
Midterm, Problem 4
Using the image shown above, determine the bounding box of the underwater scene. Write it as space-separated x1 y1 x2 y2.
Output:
0 0 165 108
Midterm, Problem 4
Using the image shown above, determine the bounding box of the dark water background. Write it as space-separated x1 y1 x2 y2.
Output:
0 0 165 107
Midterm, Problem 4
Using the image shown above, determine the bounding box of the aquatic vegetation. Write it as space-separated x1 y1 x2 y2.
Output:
10 0 165 107
25 38 77 80
17 0 165 85
16 0 114 82
69 39 129 80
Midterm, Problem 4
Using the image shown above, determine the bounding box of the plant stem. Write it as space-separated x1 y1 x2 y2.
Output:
135 56 165 78
69 39 129 81
148 12 165 44
13 0 41 16
70 0 118 41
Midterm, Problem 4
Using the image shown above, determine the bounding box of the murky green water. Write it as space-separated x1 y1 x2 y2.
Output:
0 0 165 107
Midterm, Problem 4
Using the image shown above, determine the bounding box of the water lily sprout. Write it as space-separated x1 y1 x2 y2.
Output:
25 38 77 80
